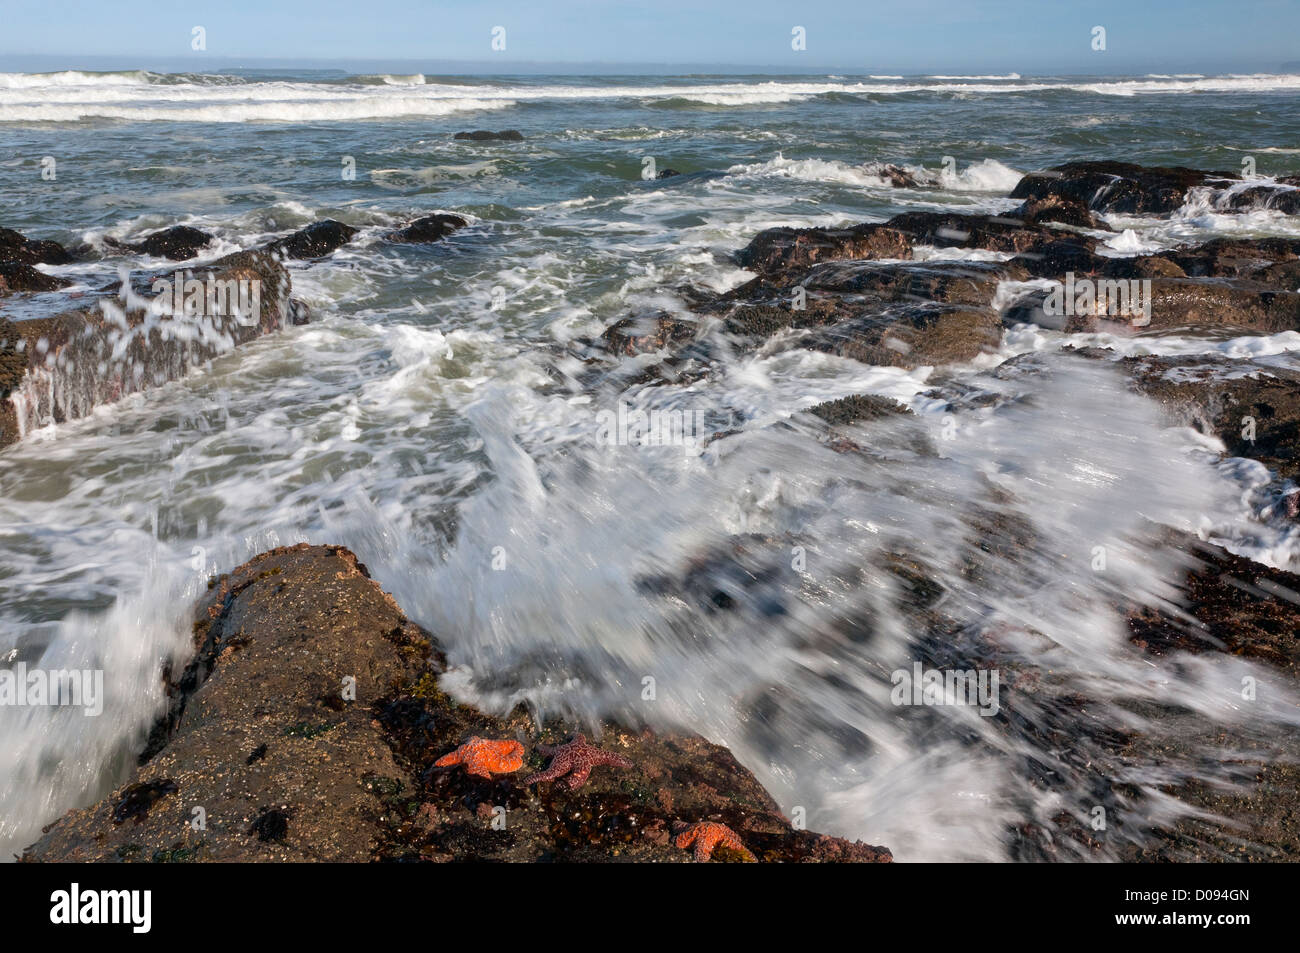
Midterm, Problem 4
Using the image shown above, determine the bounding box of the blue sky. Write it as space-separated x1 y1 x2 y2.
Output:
3 0 1297 73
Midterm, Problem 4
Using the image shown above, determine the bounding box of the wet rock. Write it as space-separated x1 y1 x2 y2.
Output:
1103 255 1188 279
1254 259 1300 292
24 543 892 864
875 163 920 188
1120 354 1300 482
0 249 298 450
1010 161 1238 214
1089 279 1299 334
1010 194 1110 230
721 297 844 338
1166 237 1300 280
112 780 179 825
1011 275 1300 336
107 225 215 261
1225 183 1300 215
601 311 698 356
737 224 911 275
264 219 358 260
24 544 435 862
804 303 1002 369
800 260 1014 307
1129 537 1300 671
1010 239 1110 278
655 168 682 179
883 211 1053 254
453 129 524 141
385 213 468 244
0 227 75 266
808 394 913 425
0 262 71 294
0 318 26 400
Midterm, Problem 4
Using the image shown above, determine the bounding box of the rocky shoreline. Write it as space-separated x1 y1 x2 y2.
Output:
22 543 891 863
0 213 467 449
8 158 1300 861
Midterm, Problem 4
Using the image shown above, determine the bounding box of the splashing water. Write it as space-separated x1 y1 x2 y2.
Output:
4 69 1300 861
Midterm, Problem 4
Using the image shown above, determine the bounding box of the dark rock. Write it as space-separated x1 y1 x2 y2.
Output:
805 304 1002 369
1102 255 1188 279
1225 184 1300 215
0 318 26 400
385 214 468 244
453 130 524 141
800 260 1014 308
0 227 75 266
264 220 358 260
1011 194 1110 230
656 168 682 179
601 311 698 356
737 224 911 275
108 225 215 261
0 262 71 293
875 163 920 188
1 249 298 450
808 394 913 425
1085 278 1300 334
1121 354 1300 482
1129 538 1300 671
1166 237 1300 279
1010 161 1238 214
1010 239 1110 278
23 543 892 864
722 297 844 338
883 211 1054 254
1253 259 1300 292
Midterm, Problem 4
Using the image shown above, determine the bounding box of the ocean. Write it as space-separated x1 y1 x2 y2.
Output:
2 68 1300 861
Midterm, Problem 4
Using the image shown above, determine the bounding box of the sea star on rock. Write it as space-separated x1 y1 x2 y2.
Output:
674 821 756 862
523 733 633 790
434 736 524 778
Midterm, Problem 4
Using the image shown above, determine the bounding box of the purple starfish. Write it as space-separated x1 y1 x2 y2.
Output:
524 733 634 790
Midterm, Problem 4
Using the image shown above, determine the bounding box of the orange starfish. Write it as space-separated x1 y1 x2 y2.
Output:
674 821 756 862
434 736 524 778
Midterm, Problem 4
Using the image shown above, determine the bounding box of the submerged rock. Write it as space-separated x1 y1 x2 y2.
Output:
23 543 893 864
1120 354 1300 483
1129 537 1300 670
808 393 913 425
385 213 468 244
264 220 358 260
601 310 699 356
453 129 525 141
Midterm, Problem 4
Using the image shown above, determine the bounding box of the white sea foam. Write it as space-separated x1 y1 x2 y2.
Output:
4 73 1299 123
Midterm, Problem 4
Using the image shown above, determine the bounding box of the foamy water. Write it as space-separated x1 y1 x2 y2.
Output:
2 70 1299 861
